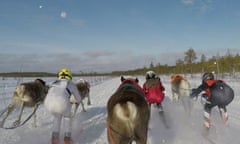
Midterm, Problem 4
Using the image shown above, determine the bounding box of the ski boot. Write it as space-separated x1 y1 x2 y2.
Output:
64 136 72 144
219 108 228 125
157 103 163 112
64 132 72 144
51 132 59 144
203 111 211 129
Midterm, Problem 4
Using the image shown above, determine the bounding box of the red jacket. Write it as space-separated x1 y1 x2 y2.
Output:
143 78 165 104
204 79 223 97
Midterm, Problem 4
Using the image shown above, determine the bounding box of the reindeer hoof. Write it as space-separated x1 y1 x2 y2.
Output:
32 123 37 128
13 120 20 127
172 97 178 102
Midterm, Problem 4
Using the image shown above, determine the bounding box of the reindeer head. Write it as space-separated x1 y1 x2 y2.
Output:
35 79 49 95
121 76 139 83
35 79 45 85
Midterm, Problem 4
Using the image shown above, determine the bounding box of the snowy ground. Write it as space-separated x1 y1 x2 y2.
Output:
0 74 240 144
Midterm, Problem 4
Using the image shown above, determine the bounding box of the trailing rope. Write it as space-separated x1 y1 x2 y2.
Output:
0 103 40 129
106 120 134 144
0 107 8 118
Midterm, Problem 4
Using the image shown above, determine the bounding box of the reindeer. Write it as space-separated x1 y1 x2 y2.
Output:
70 79 91 116
0 79 48 128
106 76 150 144
171 74 192 114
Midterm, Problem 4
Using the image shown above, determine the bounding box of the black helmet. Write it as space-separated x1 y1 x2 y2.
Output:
146 70 156 79
202 72 214 81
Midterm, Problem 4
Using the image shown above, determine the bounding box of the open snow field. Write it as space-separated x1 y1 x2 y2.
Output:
0 74 240 144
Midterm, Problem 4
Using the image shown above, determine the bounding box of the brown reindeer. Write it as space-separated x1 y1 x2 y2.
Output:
0 79 48 128
70 79 91 116
107 76 150 144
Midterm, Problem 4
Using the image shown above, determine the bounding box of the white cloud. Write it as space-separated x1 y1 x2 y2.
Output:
181 0 213 13
181 0 194 5
1 48 238 73
60 11 67 18
199 0 213 13
84 49 114 58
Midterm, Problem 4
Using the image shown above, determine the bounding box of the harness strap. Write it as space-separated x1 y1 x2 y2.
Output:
107 121 116 144
118 83 145 98
107 121 134 144
171 75 185 83
66 87 72 98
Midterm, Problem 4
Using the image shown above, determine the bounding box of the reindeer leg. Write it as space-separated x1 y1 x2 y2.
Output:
171 90 176 101
13 101 25 126
0 104 16 127
87 93 91 105
80 100 86 112
72 103 79 118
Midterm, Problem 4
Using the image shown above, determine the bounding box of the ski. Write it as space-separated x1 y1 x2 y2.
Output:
201 126 217 144
72 127 84 143
159 111 170 129
202 132 216 144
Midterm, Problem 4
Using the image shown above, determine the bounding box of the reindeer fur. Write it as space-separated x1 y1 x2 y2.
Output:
0 79 48 127
171 74 192 114
107 76 150 144
70 80 91 115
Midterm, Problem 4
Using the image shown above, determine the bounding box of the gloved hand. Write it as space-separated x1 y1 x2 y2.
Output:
162 86 165 91
201 93 208 99
201 94 211 104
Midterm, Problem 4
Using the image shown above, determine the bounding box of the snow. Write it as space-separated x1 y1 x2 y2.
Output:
0 75 240 144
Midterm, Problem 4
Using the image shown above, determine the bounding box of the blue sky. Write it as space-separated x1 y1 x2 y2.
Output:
0 0 240 73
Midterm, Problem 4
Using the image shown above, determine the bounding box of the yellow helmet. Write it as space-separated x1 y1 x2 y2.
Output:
58 68 72 80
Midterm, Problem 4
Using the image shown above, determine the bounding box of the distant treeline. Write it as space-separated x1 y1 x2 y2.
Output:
1 48 239 78
0 72 56 77
111 48 240 78
0 72 109 77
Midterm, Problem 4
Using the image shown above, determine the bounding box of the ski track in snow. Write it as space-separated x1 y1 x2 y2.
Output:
0 75 240 144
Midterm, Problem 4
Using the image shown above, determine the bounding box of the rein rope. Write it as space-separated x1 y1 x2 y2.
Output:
0 107 8 118
0 103 40 129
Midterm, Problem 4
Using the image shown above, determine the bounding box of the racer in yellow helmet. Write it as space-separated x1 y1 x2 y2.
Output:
45 68 81 144
58 68 72 80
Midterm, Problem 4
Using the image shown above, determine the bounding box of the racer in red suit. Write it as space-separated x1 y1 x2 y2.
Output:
143 71 165 112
